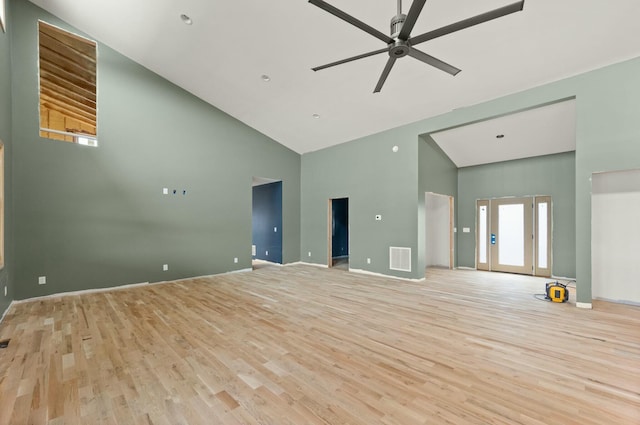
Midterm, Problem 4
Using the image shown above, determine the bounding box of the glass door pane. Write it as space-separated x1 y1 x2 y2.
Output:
498 204 525 266
479 205 488 263
490 197 533 275
537 202 548 268
535 196 552 277
476 200 490 271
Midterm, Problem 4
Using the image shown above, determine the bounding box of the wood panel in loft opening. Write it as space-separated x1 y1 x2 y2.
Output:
38 21 97 145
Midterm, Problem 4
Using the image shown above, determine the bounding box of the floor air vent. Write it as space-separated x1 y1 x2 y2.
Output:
389 247 411 272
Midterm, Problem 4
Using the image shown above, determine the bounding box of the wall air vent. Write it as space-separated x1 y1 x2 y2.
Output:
389 247 411 272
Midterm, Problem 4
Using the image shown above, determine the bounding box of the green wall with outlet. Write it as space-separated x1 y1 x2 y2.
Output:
2 0 640 311
0 0 13 315
9 0 300 300
301 57 640 303
301 126 420 278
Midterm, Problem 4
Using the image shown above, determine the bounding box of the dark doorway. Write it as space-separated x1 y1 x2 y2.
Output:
252 180 282 264
329 198 349 269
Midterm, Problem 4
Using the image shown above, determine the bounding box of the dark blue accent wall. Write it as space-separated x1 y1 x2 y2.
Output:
252 182 282 264
332 198 348 258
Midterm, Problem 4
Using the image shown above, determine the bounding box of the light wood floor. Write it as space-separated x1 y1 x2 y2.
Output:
1 265 639 425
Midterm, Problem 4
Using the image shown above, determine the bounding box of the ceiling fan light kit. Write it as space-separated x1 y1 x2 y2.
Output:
309 0 525 93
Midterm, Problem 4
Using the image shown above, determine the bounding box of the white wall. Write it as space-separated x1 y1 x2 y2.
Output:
592 169 640 304
425 193 451 268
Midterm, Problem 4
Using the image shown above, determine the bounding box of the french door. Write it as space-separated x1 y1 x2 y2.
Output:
476 196 551 277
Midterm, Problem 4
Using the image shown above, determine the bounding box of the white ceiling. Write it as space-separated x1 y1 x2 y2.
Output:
430 99 576 167
28 0 640 157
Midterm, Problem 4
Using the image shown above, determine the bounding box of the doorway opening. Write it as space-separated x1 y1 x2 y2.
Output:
328 198 349 270
476 196 551 277
252 178 282 268
425 192 454 270
592 169 640 304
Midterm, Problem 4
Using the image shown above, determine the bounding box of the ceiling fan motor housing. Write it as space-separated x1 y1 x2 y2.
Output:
390 13 407 39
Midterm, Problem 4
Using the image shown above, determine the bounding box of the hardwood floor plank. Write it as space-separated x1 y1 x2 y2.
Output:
1 265 639 424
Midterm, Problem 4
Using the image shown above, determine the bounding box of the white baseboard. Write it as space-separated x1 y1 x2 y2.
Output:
13 281 152 304
252 259 283 267
576 302 593 309
593 297 640 307
13 268 254 305
0 301 14 324
349 267 426 282
288 261 328 268
161 268 253 284
551 275 576 282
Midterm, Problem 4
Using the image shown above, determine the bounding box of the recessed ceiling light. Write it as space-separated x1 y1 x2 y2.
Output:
496 134 505 139
312 114 320 119
261 75 271 82
180 14 193 25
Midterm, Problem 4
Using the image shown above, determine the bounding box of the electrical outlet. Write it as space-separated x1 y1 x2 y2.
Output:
163 264 169 271
3 286 6 297
273 227 277 233
234 257 238 263
308 251 311 257
162 187 168 195
367 258 371 264
265 250 268 256
38 276 46 285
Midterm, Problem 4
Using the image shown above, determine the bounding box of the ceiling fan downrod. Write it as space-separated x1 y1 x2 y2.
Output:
391 0 406 39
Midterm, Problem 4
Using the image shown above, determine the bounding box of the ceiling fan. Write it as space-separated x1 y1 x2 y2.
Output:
309 0 525 93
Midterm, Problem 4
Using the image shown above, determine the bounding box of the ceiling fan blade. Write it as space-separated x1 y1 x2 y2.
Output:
374 57 397 93
398 0 427 41
312 48 388 72
409 0 524 46
408 48 461 76
309 0 394 44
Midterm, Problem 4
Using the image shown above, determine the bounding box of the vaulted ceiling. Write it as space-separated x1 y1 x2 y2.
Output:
28 0 640 158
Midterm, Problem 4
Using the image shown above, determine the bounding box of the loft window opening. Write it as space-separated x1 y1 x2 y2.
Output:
38 21 98 146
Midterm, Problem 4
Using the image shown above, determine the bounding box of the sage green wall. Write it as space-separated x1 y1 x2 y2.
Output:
301 57 640 303
7 1 640 305
11 0 300 300
457 152 576 277
573 61 640 304
301 127 421 278
0 0 13 315
417 135 458 273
